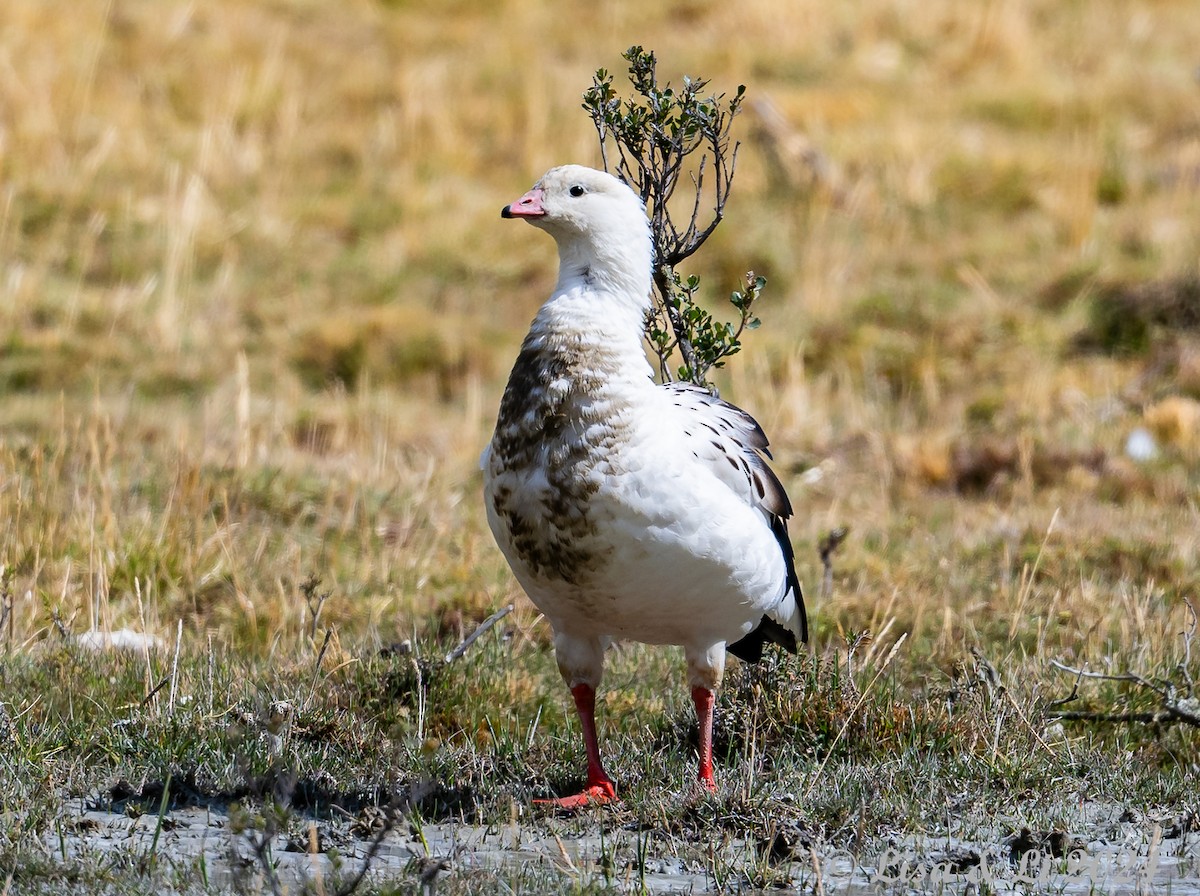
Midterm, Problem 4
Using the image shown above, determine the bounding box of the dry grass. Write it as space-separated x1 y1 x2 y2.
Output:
2 0 1199 891
2 0 1197 657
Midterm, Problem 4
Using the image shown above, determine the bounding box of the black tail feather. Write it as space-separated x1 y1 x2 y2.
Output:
728 614 798 663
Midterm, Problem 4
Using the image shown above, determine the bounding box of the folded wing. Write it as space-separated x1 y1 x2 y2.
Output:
662 381 808 657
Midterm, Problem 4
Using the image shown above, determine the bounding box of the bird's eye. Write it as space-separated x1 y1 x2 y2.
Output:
569 184 586 197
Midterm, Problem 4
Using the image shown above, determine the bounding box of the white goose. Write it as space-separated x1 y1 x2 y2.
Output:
483 165 807 808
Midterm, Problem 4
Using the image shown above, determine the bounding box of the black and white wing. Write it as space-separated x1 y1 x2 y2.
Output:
663 381 808 656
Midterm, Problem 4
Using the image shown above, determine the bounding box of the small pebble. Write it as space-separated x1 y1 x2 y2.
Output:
1124 427 1158 462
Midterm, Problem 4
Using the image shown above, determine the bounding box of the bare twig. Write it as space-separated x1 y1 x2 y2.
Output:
808 844 826 896
1048 659 1169 697
1179 598 1196 697
1048 659 1200 729
818 527 849 601
139 676 171 708
300 574 331 640
304 628 334 712
444 604 513 665
1049 703 1200 728
1049 710 1179 725
1046 662 1083 709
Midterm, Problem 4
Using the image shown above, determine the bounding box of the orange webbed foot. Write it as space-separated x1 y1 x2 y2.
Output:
533 780 617 810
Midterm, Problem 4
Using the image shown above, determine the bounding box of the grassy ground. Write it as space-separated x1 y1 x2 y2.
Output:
2 0 1199 892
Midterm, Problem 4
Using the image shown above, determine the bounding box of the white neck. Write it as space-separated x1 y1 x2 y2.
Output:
523 270 653 387
552 224 653 318
518 211 656 383
526 288 647 374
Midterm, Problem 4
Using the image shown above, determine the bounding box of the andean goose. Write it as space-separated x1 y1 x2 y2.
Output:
483 165 807 808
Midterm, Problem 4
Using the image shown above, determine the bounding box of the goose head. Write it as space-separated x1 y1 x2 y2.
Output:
503 165 653 305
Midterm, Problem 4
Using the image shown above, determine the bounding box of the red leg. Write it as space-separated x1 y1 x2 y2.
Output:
692 686 717 792
534 683 617 809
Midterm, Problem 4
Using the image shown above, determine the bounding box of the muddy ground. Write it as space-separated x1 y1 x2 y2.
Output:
41 795 1200 894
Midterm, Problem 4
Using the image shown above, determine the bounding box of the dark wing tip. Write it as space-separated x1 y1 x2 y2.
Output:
728 615 799 663
773 514 809 644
